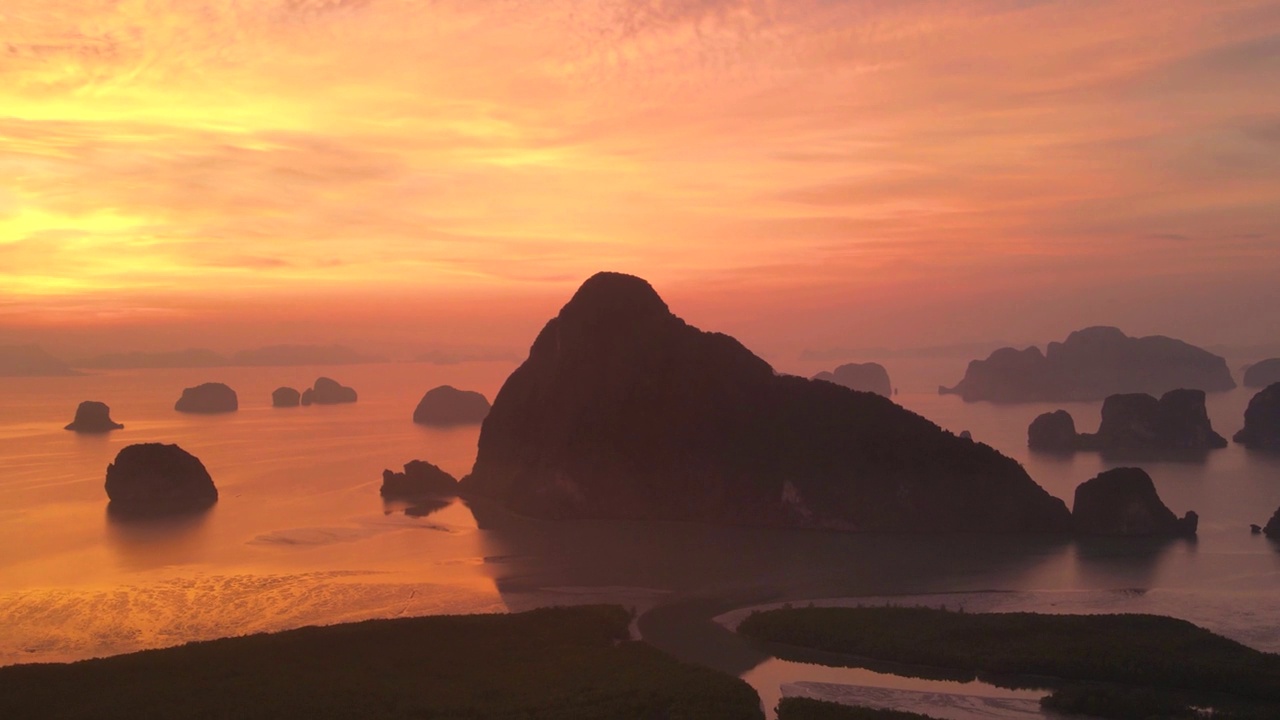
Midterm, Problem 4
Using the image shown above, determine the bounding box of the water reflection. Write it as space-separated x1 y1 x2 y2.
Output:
381 497 453 519
1097 448 1213 464
105 504 214 570
1069 536 1192 587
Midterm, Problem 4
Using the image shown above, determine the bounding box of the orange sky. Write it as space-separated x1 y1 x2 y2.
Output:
3 1 1279 364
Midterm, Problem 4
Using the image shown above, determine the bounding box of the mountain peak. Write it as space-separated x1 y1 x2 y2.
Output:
558 272 670 326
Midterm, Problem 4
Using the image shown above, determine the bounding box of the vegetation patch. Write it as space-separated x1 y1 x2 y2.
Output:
0 605 762 720
775 697 939 719
739 605 1280 719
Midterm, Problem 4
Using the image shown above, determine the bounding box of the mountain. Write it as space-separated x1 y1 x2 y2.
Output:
75 348 228 369
231 344 386 366
0 345 80 376
461 272 1071 532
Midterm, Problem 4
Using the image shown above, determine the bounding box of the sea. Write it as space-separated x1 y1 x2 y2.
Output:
2 358 1278 718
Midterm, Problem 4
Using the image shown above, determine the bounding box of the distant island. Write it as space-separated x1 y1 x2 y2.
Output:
0 345 80 377
812 362 892 397
461 272 1071 533
1244 359 1280 388
301 377 357 405
175 382 238 413
272 386 302 407
73 344 386 369
231 344 386 367
413 385 491 425
1234 382 1280 451
64 401 124 433
74 348 228 369
1028 389 1227 456
939 326 1235 402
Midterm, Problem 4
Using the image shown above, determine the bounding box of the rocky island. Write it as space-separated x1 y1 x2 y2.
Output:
1028 389 1227 456
1244 358 1280 388
301 377 357 405
381 460 459 498
1027 410 1078 452
272 387 301 407
461 272 1071 532
64 401 124 433
941 326 1235 402
413 385 491 425
1072 467 1198 536
174 382 238 413
1233 382 1280 450
105 443 218 514
812 362 892 397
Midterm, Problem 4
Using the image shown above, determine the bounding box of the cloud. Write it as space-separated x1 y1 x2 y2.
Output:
1 0 1278 351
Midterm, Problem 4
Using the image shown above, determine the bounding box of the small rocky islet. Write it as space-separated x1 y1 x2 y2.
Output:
272 386 301 407
380 460 459 498
64 400 124 433
175 382 238 413
413 385 491 426
104 443 217 515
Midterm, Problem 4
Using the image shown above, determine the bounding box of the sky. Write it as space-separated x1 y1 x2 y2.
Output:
3 0 1279 365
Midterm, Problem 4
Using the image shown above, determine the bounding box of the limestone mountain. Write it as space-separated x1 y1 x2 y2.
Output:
461 272 1070 532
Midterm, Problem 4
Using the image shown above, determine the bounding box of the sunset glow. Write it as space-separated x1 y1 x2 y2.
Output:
3 1 1279 357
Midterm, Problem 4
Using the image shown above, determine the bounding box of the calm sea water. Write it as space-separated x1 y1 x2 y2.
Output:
1 359 1278 715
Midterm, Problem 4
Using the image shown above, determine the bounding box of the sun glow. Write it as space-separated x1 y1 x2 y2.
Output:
1 1 1277 352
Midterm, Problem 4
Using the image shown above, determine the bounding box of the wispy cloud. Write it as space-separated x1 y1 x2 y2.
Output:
1 0 1278 351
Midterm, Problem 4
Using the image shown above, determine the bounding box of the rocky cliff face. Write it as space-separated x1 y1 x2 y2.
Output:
175 383 238 413
940 326 1235 402
105 443 217 514
1244 359 1280 388
413 386 491 425
64 401 124 433
813 363 892 397
1072 467 1197 537
461 272 1071 533
1233 383 1280 450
